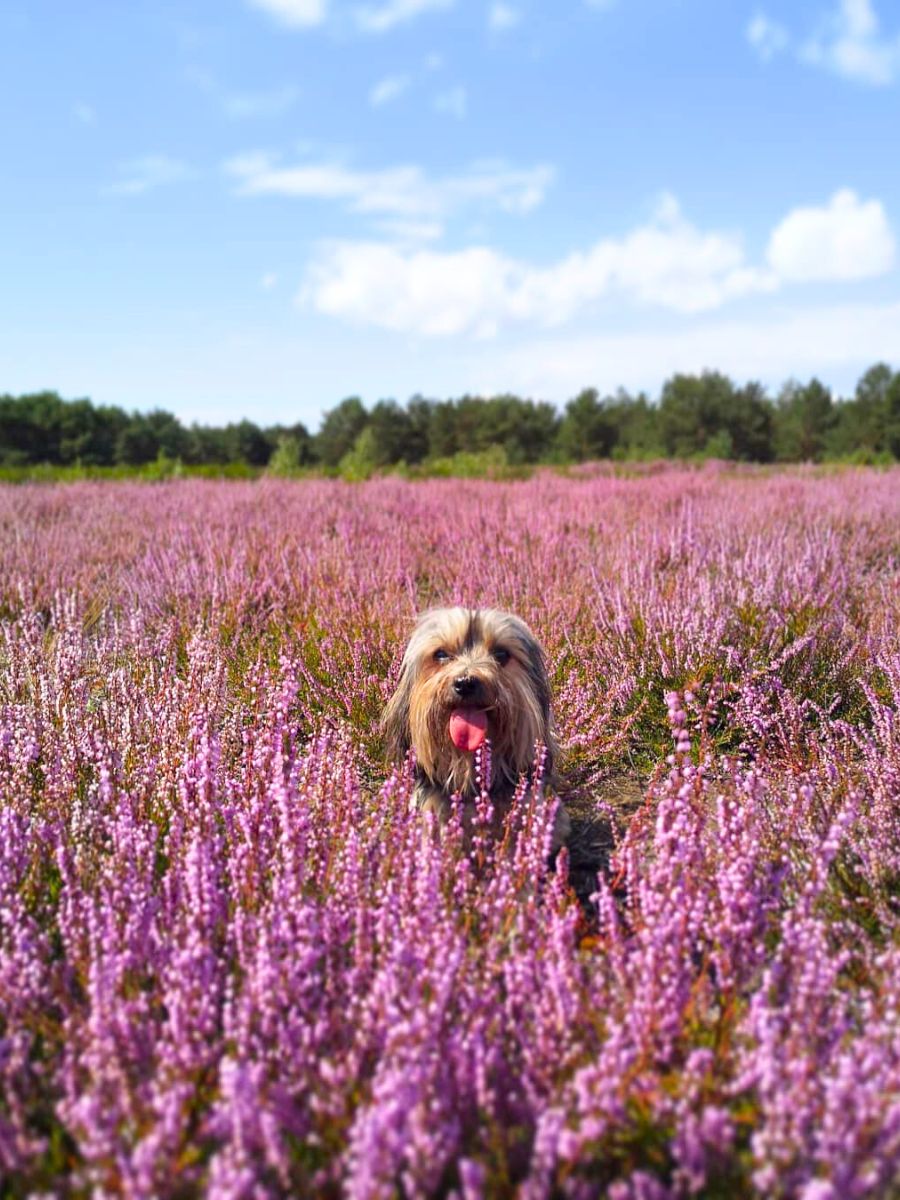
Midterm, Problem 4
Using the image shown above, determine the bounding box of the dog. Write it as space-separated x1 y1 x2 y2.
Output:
382 607 570 852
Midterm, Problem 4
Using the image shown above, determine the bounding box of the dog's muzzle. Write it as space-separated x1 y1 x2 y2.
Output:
453 675 483 701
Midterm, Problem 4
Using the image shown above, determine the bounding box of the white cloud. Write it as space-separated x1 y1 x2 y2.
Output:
106 155 195 196
746 11 789 61
222 85 299 118
434 85 467 118
489 3 521 31
483 301 900 401
767 189 895 281
260 272 279 289
369 74 411 106
298 190 896 337
225 153 554 220
300 196 777 336
247 0 328 27
303 244 516 336
356 0 453 34
801 0 900 85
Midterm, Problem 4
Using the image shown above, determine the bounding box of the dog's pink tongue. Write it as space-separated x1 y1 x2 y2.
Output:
449 707 487 752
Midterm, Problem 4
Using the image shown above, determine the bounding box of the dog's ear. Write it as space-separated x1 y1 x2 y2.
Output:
381 662 413 761
522 630 552 728
521 627 557 777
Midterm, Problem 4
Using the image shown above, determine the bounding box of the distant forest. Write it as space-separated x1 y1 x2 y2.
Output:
2 363 900 476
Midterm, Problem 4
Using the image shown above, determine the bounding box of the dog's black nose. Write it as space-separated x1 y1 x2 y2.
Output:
453 675 480 699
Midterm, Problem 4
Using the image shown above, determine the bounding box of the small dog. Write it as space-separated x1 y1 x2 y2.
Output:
382 607 570 851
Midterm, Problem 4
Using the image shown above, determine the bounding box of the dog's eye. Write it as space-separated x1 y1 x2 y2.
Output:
493 648 511 666
434 648 450 663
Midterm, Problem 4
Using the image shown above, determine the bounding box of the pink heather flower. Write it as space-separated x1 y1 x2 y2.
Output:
1 470 899 1194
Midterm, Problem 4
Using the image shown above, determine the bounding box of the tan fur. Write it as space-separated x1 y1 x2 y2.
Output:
382 607 570 852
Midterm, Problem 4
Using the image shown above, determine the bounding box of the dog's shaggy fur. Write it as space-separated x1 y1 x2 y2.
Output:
382 607 570 851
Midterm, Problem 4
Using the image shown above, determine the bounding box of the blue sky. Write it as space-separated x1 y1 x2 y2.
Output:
1 0 898 428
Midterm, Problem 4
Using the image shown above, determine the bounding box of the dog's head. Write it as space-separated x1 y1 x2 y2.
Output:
382 607 555 795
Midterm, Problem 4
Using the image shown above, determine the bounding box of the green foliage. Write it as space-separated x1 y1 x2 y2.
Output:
220 419 273 467
556 388 619 461
774 378 835 462
316 397 368 467
2 363 900 480
267 434 304 477
0 460 259 483
339 426 381 480
408 444 527 479
729 381 774 462
426 394 560 463
659 372 728 457
657 373 774 462
366 399 416 467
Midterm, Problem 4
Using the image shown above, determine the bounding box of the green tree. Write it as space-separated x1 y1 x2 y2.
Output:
266 422 315 466
268 433 304 475
404 396 434 464
0 391 64 463
659 372 737 458
367 400 413 466
316 397 369 467
339 425 380 480
828 363 898 459
185 424 231 465
492 396 558 463
115 417 157 465
87 405 131 465
222 420 273 466
774 379 834 462
729 381 774 462
428 400 460 458
115 409 188 466
607 391 662 459
57 398 99 463
556 389 618 461
421 394 559 464
885 371 900 459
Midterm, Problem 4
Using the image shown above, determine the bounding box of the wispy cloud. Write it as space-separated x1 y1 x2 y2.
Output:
801 0 900 86
260 272 279 289
433 85 467 118
298 189 896 337
225 153 554 222
186 67 299 119
746 12 789 62
750 1 900 85
376 218 445 242
222 85 299 118
488 4 521 32
106 155 195 196
246 0 328 28
369 74 411 106
355 0 454 34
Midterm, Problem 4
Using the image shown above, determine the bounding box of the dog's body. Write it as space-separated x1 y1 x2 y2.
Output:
382 607 570 851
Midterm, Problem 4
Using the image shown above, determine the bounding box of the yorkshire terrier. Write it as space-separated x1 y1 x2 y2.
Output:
382 607 570 852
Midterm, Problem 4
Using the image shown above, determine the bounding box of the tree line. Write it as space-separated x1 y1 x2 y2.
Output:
2 364 900 474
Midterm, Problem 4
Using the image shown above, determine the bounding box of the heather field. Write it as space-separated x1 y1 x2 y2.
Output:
2 467 900 1200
